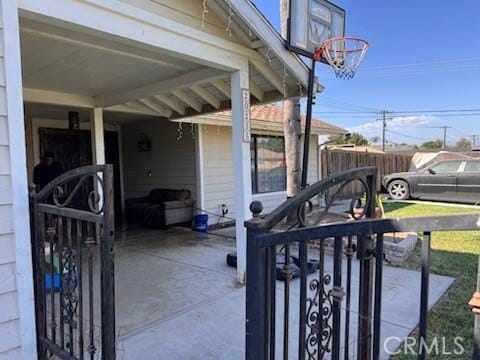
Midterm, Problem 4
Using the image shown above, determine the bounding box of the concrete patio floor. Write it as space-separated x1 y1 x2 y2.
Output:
112 227 454 359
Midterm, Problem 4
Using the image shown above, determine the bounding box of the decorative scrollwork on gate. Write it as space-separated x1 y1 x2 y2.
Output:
248 167 378 233
306 274 333 359
52 173 105 214
245 167 378 360
31 165 115 360
61 248 79 329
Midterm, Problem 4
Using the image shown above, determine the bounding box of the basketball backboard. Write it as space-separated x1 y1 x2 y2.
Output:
288 0 345 58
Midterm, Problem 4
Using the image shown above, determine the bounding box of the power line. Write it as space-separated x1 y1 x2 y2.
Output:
333 66 480 78
317 57 480 78
385 129 428 141
395 113 480 118
429 126 452 149
312 115 383 119
312 113 480 119
470 135 480 147
314 108 480 115
447 134 461 143
313 111 378 114
450 127 469 138
320 96 381 112
348 57 480 70
391 108 480 114
312 101 480 146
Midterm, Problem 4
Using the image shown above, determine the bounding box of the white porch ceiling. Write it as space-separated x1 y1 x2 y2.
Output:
19 0 313 122
20 19 200 97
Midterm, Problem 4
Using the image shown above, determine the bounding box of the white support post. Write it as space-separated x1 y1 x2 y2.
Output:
91 108 105 210
195 124 205 212
91 108 105 165
231 66 252 284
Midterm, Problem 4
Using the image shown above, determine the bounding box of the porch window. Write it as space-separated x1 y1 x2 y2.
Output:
251 135 286 193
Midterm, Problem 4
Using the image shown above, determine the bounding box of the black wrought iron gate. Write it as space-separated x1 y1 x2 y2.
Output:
245 166 480 359
30 165 115 360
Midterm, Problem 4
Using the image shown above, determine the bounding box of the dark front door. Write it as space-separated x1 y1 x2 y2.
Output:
39 128 122 224
39 128 92 171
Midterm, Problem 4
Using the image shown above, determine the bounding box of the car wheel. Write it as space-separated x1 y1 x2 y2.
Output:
387 180 410 200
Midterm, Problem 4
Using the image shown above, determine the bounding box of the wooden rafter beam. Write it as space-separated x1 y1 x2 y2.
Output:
210 79 231 98
153 94 186 115
251 40 264 49
250 59 284 94
125 101 162 115
211 78 263 101
169 87 296 121
249 80 264 101
190 85 221 109
95 68 226 107
107 104 159 116
172 89 203 113
138 98 172 117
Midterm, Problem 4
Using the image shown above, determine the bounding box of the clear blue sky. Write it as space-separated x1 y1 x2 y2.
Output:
253 0 480 146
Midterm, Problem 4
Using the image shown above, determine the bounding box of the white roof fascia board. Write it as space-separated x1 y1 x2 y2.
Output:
170 115 344 136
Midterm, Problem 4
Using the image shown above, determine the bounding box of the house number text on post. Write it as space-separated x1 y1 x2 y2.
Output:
242 88 251 143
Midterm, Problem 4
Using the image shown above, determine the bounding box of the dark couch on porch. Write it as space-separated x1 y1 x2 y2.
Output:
125 189 194 228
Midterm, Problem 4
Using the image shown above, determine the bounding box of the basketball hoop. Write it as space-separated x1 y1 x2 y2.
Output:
314 37 369 79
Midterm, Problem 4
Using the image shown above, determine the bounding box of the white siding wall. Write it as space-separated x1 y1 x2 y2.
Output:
201 125 319 224
201 125 235 223
0 2 36 356
0 15 21 360
121 120 197 200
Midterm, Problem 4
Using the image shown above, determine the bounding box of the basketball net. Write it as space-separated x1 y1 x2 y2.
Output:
314 37 369 79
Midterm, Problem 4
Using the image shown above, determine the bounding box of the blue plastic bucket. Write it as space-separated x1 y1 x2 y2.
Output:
194 214 209 233
45 273 61 291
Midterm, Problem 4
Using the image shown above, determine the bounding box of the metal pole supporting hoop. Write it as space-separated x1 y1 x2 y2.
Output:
315 37 369 79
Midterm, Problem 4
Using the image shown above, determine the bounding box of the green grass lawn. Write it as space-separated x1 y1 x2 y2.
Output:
383 202 480 359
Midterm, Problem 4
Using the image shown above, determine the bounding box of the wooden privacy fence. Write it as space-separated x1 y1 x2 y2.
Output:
320 148 413 200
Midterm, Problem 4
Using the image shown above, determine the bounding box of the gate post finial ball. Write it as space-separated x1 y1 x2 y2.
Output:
250 201 263 217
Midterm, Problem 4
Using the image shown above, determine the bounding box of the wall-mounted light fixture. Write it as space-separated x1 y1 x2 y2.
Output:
137 133 152 152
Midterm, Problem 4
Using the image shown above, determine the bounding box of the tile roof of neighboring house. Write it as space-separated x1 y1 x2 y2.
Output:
214 104 347 135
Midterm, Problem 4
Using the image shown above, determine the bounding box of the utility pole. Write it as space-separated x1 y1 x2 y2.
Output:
382 111 387 152
377 111 392 152
471 135 479 147
427 126 452 149
440 126 452 149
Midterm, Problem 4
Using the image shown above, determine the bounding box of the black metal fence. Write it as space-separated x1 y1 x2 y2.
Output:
245 166 480 359
30 165 115 360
